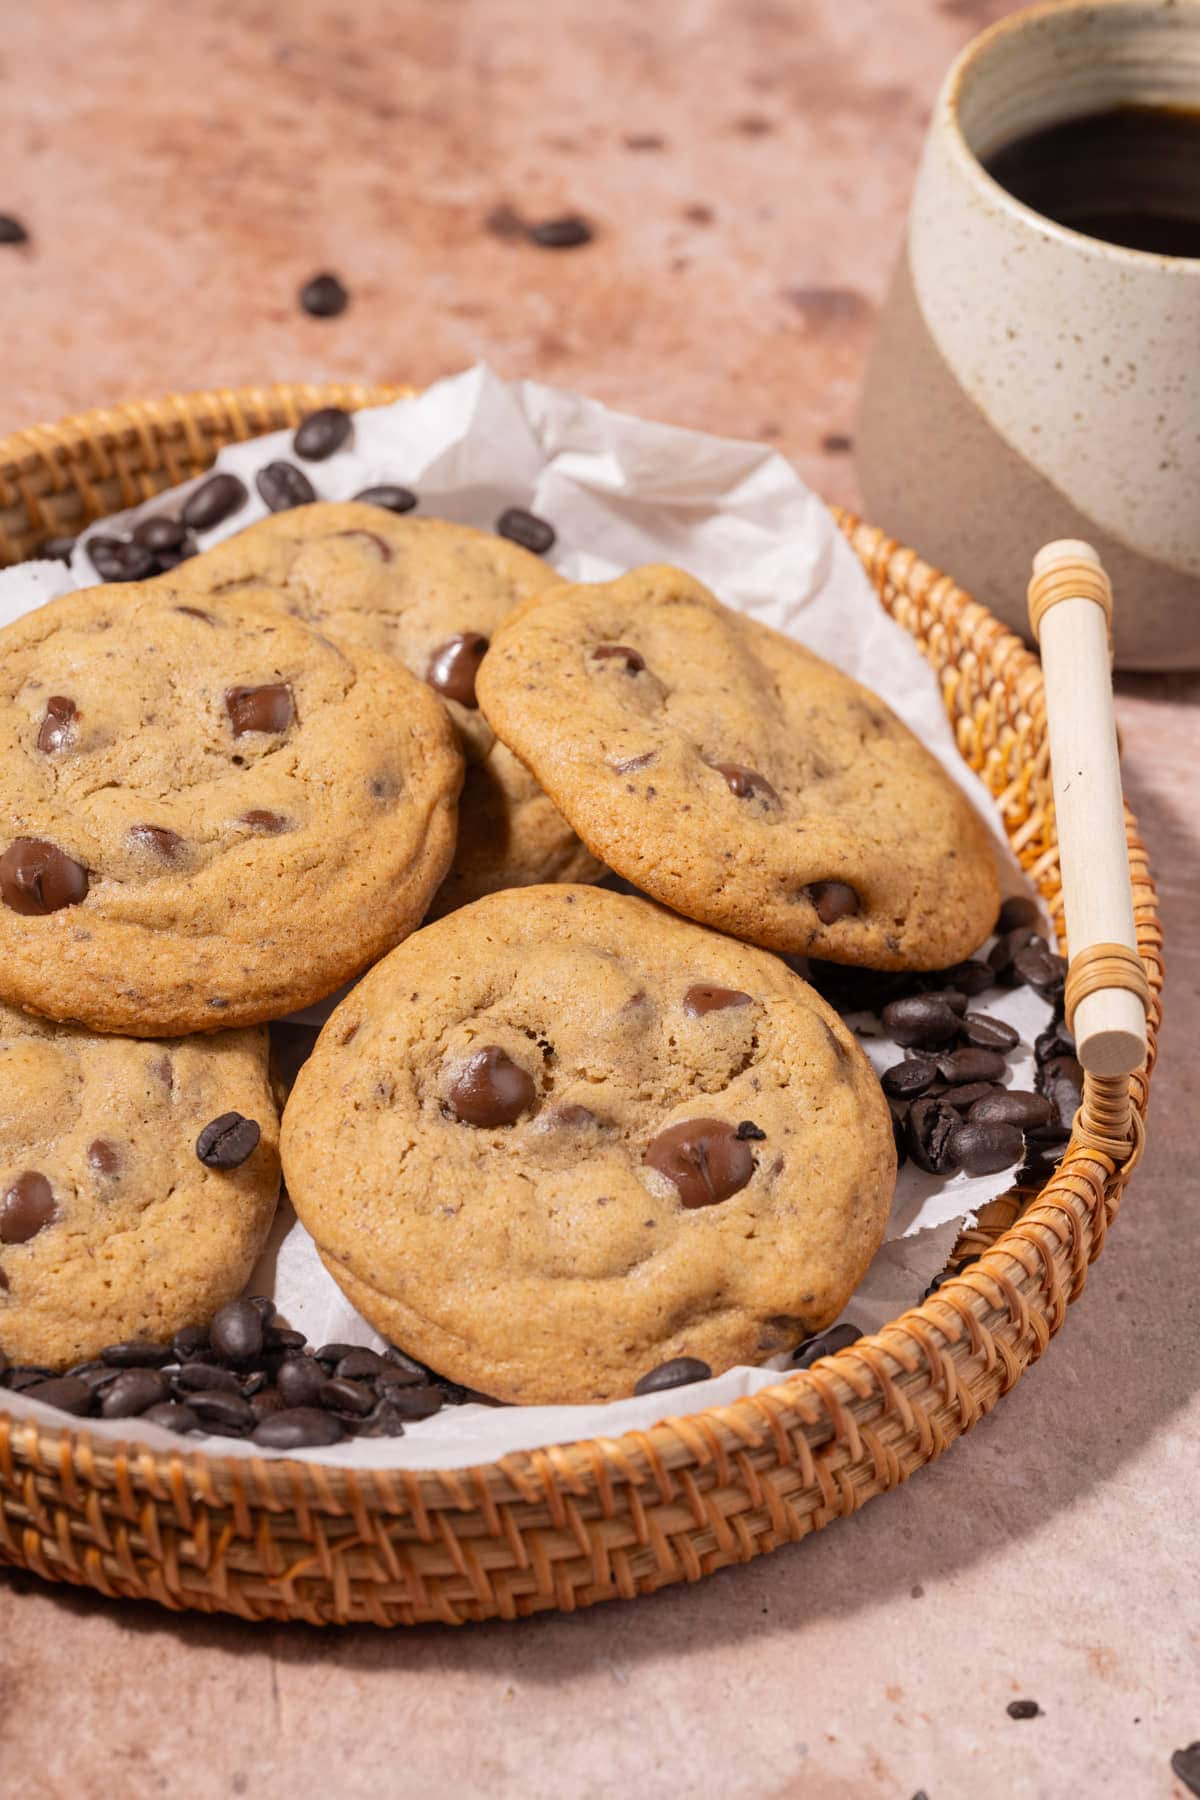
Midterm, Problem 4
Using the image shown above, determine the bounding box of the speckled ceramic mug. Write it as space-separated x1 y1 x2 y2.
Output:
857 0 1200 670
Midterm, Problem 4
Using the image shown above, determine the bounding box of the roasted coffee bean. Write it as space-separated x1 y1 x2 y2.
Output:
375 1383 445 1419
182 472 248 531
353 483 417 513
683 984 752 1017
41 535 77 563
1006 1699 1041 1721
716 763 779 803
791 1323 862 1369
210 1298 266 1362
72 1364 122 1393
0 837 88 915
316 1342 364 1366
196 1111 261 1169
256 460 317 512
1034 1019 1076 1065
132 515 189 552
186 1389 256 1432
172 1325 210 1361
969 1090 1054 1128
24 1376 93 1415
264 1325 306 1352
936 1047 1008 1086
881 1055 939 1099
959 1011 1020 1051
335 1348 388 1381
923 1253 981 1298
86 535 158 582
528 215 593 248
936 959 993 997
0 1171 56 1244
101 1338 173 1368
141 1402 200 1434
941 1081 1004 1112
253 1406 346 1448
644 1119 754 1208
354 1402 409 1437
989 924 1037 975
427 632 490 707
633 1356 712 1396
319 1377 377 1417
249 1389 285 1422
448 1046 535 1127
996 895 1040 934
1012 942 1067 994
495 506 556 553
881 995 961 1048
1170 1744 1200 1797
239 1370 269 1397
246 1294 276 1324
5 1367 56 1392
100 1368 171 1418
298 271 349 317
37 695 78 755
906 1096 962 1174
807 962 913 1015
948 1119 1024 1175
384 1345 429 1377
0 214 30 244
805 880 861 924
276 1355 327 1407
293 406 353 460
175 1361 242 1394
376 1362 428 1391
1039 1054 1083 1129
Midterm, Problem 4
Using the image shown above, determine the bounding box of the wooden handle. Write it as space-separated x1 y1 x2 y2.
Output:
1027 540 1148 1078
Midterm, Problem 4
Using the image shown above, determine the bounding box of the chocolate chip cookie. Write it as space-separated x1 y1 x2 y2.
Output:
173 504 602 913
0 581 462 1034
281 885 896 1404
0 1001 279 1368
475 564 1000 968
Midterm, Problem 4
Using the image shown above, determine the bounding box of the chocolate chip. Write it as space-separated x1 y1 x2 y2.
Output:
24 1376 93 1415
253 1406 346 1448
40 536 77 563
101 1339 174 1368
0 838 89 917
209 1298 266 1362
353 484 417 513
186 1390 256 1432
293 406 353 460
129 823 186 861
644 1119 754 1208
495 506 556 553
528 215 593 248
447 1046 535 1127
882 1055 940 1099
734 1120 766 1140
427 633 490 707
791 1323 862 1368
881 995 961 1048
225 683 294 736
87 1139 122 1177
633 1356 712 1395
1039 1054 1083 1130
0 214 30 245
1012 941 1067 995
100 1368 171 1417
256 461 317 513
196 1112 261 1170
959 1011 1020 1050
240 809 290 834
715 763 779 803
141 1402 199 1434
805 880 860 924
182 472 248 531
683 984 752 1016
948 1119 1024 1175
1006 1699 1041 1721
1171 1744 1200 1796
132 515 189 552
36 695 78 754
936 1047 1008 1086
996 895 1040 934
298 271 349 317
969 1090 1054 1128
86 535 158 582
0 1172 56 1244
591 643 645 672
906 1097 962 1174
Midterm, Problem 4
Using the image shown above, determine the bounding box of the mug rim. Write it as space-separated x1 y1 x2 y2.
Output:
940 0 1200 274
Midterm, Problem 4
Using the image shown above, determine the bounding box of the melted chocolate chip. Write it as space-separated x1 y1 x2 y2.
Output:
427 633 490 707
448 1047 535 1127
175 605 215 623
805 880 860 924
715 763 779 803
495 506 556 553
611 751 656 773
591 644 645 673
239 810 289 836
683 984 753 1017
225 684 294 737
87 1139 121 1177
182 473 248 531
335 528 392 561
554 1103 600 1127
353 484 417 514
0 1172 56 1244
0 838 89 915
644 1119 754 1208
196 1112 261 1170
129 824 185 861
36 695 78 755
293 406 353 461
734 1120 766 1140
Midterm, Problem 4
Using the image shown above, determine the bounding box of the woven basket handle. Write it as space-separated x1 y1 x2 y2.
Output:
1027 540 1149 1083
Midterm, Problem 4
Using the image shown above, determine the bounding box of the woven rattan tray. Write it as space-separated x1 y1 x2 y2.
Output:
0 382 1162 1627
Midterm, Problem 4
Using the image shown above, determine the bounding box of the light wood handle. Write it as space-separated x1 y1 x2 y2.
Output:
1027 540 1148 1078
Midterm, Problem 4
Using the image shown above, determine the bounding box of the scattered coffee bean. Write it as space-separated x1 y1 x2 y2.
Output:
805 880 860 924
254 1407 347 1448
256 460 317 512
265 1326 306 1351
5 1368 56 1392
172 1325 210 1361
182 472 248 531
791 1323 862 1369
1011 941 1067 995
250 1389 286 1422
633 1356 713 1395
0 214 30 244
968 1090 1054 1128
85 535 158 582
996 895 1040 934
246 1295 276 1324
186 1390 256 1433
496 506 556 553
989 925 1037 979
335 1348 388 1380
940 1081 1004 1112
100 1339 173 1368
0 1171 57 1244
528 215 593 248
1170 1743 1200 1797
276 1356 327 1408
448 1046 536 1127
374 1383 444 1420
948 1119 1024 1175
141 1402 199 1434
881 995 961 1048
906 1096 962 1174
132 515 189 553
239 1371 269 1397
1006 1699 1041 1721
299 271 349 317
0 838 89 915
376 1362 428 1391
100 1368 171 1418
293 406 353 460
936 1047 1008 1086
882 1055 939 1099
316 1342 364 1366
209 1298 266 1362
959 1011 1020 1051
644 1118 754 1208
24 1375 93 1415
40 535 77 563
1034 1019 1076 1065
354 1401 410 1437
71 1363 122 1392
319 1377 376 1417
937 959 993 996
353 484 417 513
196 1111 261 1170
427 632 490 707
174 1361 242 1394
1039 1054 1083 1129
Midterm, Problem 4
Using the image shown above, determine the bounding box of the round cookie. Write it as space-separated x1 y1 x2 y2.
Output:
0 1001 279 1369
281 885 896 1404
0 581 462 1034
173 504 603 913
476 564 1000 969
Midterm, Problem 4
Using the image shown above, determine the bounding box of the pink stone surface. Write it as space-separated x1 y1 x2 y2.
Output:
1 3 1198 1796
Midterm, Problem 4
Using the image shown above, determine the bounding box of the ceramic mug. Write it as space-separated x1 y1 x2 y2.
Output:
857 0 1200 671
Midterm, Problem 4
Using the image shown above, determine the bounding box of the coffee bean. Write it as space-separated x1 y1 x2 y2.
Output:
0 1172 56 1244
210 1298 266 1362
175 1361 242 1394
882 1055 939 1099
315 1342 364 1366
256 460 317 513
37 695 78 755
298 272 349 317
683 985 752 1017
0 214 30 244
644 1118 754 1208
448 1046 535 1127
376 1362 428 1391
276 1356 327 1407
906 1097 962 1174
353 484 417 513
528 215 593 248
1012 942 1067 995
959 1012 1020 1051
376 1383 445 1419
633 1356 712 1395
182 472 248 531
239 1370 269 1397
24 1376 94 1415
254 1406 346 1448
354 1401 409 1437
100 1339 173 1368
186 1390 256 1432
249 1390 285 1422
383 1345 429 1377
940 1081 1004 1112
734 1120 766 1141
1170 1743 1200 1796
100 1368 171 1417
1006 1699 1041 1721
881 995 961 1048
427 632 490 707
807 962 912 1015
335 1348 388 1381
1039 1054 1083 1129
41 535 77 563
0 837 88 915
1034 1019 1076 1065
196 1111 261 1170
290 406 353 461
319 1377 377 1417
172 1325 209 1360
936 1047 1008 1086
70 1363 122 1392
132 515 189 552
265 1326 307 1352
948 1119 1024 1175
989 925 1038 982
969 1090 1054 1128
496 506 556 553
936 959 993 996
246 1295 276 1324
86 535 158 582
129 824 186 861
805 880 860 924
141 1402 200 1434
996 895 1040 934
791 1323 862 1369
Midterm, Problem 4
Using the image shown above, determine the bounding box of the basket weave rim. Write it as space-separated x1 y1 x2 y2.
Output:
0 380 1162 1517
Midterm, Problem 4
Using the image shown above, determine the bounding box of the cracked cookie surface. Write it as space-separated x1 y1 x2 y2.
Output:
281 885 895 1403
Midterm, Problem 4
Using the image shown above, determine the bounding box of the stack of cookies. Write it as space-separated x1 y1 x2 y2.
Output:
0 482 1001 1431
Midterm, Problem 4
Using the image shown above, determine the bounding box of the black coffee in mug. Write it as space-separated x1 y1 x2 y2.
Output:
984 103 1200 258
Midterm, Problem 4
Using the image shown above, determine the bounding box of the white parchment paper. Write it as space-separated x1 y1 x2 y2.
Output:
0 366 1047 1467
